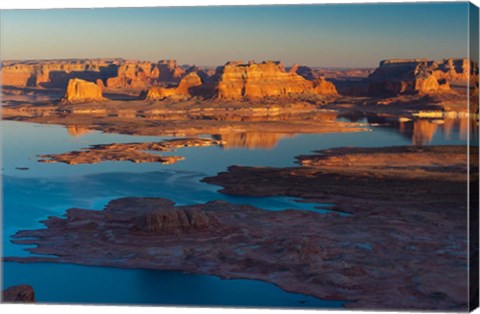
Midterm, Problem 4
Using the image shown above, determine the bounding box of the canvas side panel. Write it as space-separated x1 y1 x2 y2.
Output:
469 2 479 312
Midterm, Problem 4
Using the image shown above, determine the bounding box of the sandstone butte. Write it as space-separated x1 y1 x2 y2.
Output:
144 72 203 100
60 78 104 104
215 61 338 100
367 58 477 95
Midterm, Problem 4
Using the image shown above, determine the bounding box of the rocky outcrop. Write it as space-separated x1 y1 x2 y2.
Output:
105 62 155 89
367 58 480 96
2 285 35 303
368 59 451 95
144 72 203 100
61 78 104 104
216 61 337 100
433 58 477 84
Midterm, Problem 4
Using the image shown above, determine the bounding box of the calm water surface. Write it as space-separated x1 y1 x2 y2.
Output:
1 118 476 307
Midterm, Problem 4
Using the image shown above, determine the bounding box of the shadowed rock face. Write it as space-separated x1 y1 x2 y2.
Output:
103 197 221 234
215 61 338 100
61 78 104 104
2 285 35 303
288 64 317 80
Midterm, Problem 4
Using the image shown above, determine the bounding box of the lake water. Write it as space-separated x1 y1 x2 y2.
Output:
1 117 477 307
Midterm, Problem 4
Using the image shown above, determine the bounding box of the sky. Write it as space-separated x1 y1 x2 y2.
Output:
0 2 472 67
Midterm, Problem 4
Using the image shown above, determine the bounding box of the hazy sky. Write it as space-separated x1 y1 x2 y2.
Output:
0 3 471 67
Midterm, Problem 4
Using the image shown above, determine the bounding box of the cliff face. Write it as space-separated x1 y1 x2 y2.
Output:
105 62 154 89
367 58 478 95
61 78 104 104
144 72 203 100
0 59 119 88
216 61 337 100
0 59 187 89
433 58 477 83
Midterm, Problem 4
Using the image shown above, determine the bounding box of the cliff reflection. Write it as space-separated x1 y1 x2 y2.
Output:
66 125 93 137
400 117 475 145
213 132 296 150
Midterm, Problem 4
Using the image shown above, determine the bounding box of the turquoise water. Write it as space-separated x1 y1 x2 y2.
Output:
1 118 475 307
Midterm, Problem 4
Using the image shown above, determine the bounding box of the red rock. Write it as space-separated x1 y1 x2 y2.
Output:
144 72 203 100
366 58 476 95
61 78 104 104
105 62 154 89
216 61 337 100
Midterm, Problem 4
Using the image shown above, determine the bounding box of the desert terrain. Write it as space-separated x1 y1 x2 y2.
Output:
1 56 478 309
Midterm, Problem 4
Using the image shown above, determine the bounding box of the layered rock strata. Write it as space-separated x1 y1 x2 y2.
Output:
367 58 478 95
215 61 338 100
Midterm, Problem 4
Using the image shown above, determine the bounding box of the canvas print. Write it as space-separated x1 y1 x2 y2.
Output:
0 2 479 311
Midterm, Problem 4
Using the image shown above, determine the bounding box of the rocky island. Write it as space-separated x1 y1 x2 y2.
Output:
38 138 225 165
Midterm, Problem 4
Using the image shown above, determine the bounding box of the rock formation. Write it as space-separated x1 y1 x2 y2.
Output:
2 285 35 303
144 72 203 100
0 59 188 89
215 61 337 100
105 62 156 89
433 58 477 84
61 78 104 104
367 58 479 96
0 59 120 88
157 60 185 82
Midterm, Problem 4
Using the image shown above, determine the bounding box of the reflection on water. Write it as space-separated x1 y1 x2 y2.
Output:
213 132 296 150
66 125 94 137
399 117 477 145
339 112 478 146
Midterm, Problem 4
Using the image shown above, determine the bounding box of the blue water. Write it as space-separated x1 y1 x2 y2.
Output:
1 118 475 307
